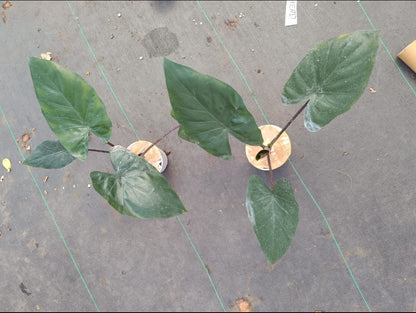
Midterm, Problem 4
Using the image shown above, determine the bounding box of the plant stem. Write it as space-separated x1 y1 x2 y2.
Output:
88 149 109 154
267 153 274 190
267 99 310 149
263 99 310 189
140 125 180 157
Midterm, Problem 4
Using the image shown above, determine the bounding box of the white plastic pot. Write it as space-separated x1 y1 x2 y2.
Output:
127 140 168 173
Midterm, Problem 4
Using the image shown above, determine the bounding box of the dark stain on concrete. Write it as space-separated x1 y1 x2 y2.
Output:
19 282 31 296
142 27 179 58
151 1 175 13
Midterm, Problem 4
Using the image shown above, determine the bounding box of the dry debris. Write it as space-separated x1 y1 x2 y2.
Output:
22 133 30 143
2 1 11 9
2 158 11 172
235 297 253 312
225 19 238 28
20 131 34 152
40 52 52 61
369 87 376 94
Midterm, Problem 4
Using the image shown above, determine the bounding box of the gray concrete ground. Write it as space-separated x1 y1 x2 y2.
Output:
1 1 415 311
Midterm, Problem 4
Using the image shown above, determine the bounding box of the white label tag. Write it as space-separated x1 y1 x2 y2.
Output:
285 0 297 26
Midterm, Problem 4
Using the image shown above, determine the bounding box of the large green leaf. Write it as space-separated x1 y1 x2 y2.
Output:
90 146 187 219
164 58 263 159
282 30 379 131
246 176 299 265
23 140 76 169
28 57 112 160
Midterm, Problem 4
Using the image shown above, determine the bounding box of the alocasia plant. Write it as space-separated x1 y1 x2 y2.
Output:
24 30 379 265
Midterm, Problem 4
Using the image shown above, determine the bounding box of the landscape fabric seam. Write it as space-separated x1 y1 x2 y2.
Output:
197 0 373 311
358 1 416 97
0 106 101 312
66 1 226 311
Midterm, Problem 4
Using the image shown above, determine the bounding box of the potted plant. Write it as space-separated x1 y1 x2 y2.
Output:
25 30 379 265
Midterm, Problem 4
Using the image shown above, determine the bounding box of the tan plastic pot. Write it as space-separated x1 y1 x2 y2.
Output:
127 140 168 173
245 125 291 171
398 40 416 73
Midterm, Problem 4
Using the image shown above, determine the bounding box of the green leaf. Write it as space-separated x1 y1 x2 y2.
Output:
28 57 112 160
23 140 76 169
164 58 263 159
282 30 379 131
255 149 269 161
246 176 299 265
90 146 187 219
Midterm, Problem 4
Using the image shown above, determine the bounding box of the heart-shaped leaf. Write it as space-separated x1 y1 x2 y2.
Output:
281 30 379 131
164 58 263 159
28 57 112 160
23 140 76 169
246 175 299 265
90 146 187 219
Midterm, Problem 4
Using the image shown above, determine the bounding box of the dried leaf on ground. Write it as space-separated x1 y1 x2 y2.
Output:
22 133 30 143
2 158 11 172
369 87 376 93
2 1 11 9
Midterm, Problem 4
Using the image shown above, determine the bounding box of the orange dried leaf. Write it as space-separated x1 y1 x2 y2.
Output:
22 133 30 143
2 1 11 9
